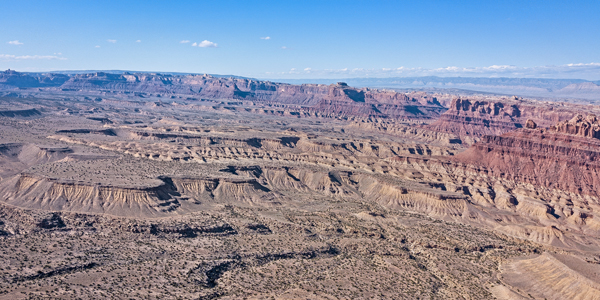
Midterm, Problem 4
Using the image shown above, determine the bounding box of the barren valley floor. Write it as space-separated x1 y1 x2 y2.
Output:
1 72 600 299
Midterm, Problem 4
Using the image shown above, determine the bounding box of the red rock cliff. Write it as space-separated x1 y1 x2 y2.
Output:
454 115 600 196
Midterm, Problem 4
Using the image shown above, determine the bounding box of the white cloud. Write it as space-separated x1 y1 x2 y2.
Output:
0 54 67 60
180 40 190 44
7 40 23 45
197 40 217 48
281 46 289 50
107 39 117 43
95 45 101 48
192 42 197 46
260 36 271 40
263 63 600 80
136 40 141 43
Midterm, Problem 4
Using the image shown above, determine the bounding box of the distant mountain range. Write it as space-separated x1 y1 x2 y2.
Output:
32 70 254 80
273 76 600 101
2 69 599 102
0 69 446 119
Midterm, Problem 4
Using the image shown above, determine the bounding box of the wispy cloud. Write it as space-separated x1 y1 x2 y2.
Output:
7 40 23 45
196 40 218 48
107 39 117 43
281 46 290 50
266 63 600 80
0 54 67 60
260 36 271 40
95 45 101 48
180 40 190 44
136 40 141 43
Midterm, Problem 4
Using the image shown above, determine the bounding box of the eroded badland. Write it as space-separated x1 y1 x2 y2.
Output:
1 70 600 299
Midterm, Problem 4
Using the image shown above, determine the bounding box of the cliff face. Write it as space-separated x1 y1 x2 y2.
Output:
0 108 41 118
428 98 578 137
550 114 600 139
1 70 445 119
454 115 600 197
0 70 69 88
58 73 445 118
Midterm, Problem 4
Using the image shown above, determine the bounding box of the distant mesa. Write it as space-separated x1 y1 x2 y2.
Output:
0 69 447 119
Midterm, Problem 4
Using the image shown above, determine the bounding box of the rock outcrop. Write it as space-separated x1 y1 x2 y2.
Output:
427 97 586 138
550 114 600 139
454 115 600 197
0 108 41 118
2 70 446 119
0 69 69 88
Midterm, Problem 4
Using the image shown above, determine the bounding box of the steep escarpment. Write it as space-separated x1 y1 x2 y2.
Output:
308 83 445 118
31 71 445 119
0 69 69 88
0 143 73 178
454 115 600 197
428 97 584 138
0 174 184 217
0 108 41 118
550 114 600 139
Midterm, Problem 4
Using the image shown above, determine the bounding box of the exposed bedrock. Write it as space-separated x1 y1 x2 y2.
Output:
454 115 600 197
550 114 600 139
0 163 473 222
4 70 446 119
0 174 184 217
427 97 591 138
0 108 41 118
0 69 69 88
499 252 600 300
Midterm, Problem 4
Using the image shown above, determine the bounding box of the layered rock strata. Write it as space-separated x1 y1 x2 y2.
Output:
2 71 446 119
428 97 591 138
454 114 600 197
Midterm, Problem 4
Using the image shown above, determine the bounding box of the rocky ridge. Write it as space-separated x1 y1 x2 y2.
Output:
1 70 446 119
427 97 597 139
454 114 600 198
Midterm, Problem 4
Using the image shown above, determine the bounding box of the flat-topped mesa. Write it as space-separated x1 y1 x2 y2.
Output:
0 69 448 119
549 114 600 139
0 70 69 88
0 69 443 119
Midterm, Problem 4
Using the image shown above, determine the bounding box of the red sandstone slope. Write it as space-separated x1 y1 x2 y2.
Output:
427 97 582 137
454 115 600 197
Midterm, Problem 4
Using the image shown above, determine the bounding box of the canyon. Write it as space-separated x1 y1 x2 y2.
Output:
1 70 600 299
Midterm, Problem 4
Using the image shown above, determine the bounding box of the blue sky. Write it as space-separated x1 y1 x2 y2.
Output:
1 0 600 80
